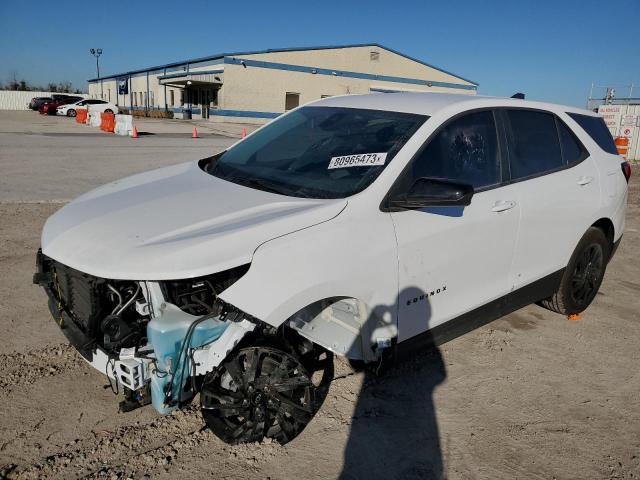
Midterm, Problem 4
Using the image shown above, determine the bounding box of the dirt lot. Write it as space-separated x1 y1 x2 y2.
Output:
0 112 639 479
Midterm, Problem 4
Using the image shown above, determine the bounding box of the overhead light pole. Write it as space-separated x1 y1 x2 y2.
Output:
90 48 103 98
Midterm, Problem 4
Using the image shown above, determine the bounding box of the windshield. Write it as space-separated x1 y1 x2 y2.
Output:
205 106 427 199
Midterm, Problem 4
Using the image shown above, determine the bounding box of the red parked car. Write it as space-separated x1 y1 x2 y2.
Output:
39 96 83 115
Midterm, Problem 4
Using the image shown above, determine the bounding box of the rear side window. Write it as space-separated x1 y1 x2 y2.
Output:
557 119 587 164
505 110 563 179
410 110 500 189
567 113 617 154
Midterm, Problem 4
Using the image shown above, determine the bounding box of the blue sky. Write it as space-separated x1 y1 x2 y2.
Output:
0 0 638 107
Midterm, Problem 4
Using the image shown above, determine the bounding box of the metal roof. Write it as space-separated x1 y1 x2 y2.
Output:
87 43 478 86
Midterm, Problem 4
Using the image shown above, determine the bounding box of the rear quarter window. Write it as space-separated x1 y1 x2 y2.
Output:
567 113 617 154
557 119 587 164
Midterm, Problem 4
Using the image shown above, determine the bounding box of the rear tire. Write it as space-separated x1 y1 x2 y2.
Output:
104 109 113 114
67 109 76 117
539 227 609 315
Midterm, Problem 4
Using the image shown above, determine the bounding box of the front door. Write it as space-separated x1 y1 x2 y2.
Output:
390 110 520 341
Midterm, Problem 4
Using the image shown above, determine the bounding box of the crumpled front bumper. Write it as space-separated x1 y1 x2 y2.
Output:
35 250 254 414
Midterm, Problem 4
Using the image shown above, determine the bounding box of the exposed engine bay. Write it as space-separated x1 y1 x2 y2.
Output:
34 250 333 444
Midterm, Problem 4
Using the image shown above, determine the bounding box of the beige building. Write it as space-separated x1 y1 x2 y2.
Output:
88 44 477 123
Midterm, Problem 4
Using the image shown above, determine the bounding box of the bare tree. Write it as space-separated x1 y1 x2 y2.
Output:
58 81 73 93
7 71 19 90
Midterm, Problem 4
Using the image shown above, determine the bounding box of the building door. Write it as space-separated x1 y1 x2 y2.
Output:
201 89 209 119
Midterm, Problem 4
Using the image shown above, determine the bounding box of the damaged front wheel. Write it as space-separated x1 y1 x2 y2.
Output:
201 345 331 444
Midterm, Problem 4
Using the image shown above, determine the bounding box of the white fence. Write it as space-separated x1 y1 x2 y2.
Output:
598 104 640 162
0 90 88 110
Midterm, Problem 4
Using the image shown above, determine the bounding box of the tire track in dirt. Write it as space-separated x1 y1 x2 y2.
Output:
0 344 85 394
3 362 360 479
4 404 287 480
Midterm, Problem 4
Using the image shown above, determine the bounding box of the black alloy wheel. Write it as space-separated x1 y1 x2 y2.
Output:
201 345 332 445
569 243 604 307
539 227 609 315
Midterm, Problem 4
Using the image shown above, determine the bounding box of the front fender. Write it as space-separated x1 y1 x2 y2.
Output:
218 204 399 360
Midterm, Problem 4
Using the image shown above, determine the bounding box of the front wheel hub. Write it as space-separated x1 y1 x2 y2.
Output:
201 345 332 445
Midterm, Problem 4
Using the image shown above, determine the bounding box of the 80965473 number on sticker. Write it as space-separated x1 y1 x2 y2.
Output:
328 152 388 169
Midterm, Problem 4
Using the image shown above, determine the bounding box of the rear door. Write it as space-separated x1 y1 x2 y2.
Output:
390 109 520 341
501 109 600 289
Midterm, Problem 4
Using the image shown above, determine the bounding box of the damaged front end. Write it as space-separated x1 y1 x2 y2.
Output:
34 249 255 414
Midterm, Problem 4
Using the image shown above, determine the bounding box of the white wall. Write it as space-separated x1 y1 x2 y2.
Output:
598 104 640 161
0 90 87 110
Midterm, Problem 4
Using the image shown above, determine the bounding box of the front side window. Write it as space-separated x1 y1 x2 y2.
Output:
206 106 427 199
505 110 563 179
410 110 501 189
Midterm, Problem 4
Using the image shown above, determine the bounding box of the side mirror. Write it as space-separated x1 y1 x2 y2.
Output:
390 178 474 209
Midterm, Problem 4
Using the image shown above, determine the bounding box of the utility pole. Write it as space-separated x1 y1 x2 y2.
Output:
90 48 103 98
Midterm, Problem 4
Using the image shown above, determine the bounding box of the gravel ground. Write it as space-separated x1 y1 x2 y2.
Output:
0 112 638 479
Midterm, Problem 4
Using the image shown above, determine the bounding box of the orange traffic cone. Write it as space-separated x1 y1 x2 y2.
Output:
241 128 247 138
192 127 199 139
131 126 138 138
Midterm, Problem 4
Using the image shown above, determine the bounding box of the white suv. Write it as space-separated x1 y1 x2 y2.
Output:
35 92 630 444
57 99 118 117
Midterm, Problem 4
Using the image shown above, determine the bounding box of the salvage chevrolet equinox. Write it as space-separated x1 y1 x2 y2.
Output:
35 92 630 444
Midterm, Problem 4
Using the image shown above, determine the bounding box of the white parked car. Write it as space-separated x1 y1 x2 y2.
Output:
57 99 118 117
35 92 630 444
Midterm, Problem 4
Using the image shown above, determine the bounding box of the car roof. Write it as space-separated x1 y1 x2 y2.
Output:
311 92 597 118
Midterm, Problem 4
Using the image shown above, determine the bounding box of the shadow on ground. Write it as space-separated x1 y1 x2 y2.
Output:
340 287 447 480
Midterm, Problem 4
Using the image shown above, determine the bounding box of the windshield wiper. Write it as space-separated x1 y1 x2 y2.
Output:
234 177 288 196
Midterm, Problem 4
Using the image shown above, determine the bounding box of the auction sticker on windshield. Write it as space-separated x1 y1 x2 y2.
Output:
328 152 387 169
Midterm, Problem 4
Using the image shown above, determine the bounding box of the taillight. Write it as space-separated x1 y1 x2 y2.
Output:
621 161 632 183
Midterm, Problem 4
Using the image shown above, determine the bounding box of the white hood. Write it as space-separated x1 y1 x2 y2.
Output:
42 161 347 280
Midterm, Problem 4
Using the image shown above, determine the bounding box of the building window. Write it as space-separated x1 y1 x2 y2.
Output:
370 51 380 61
180 90 184 106
170 90 175 107
285 92 300 111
